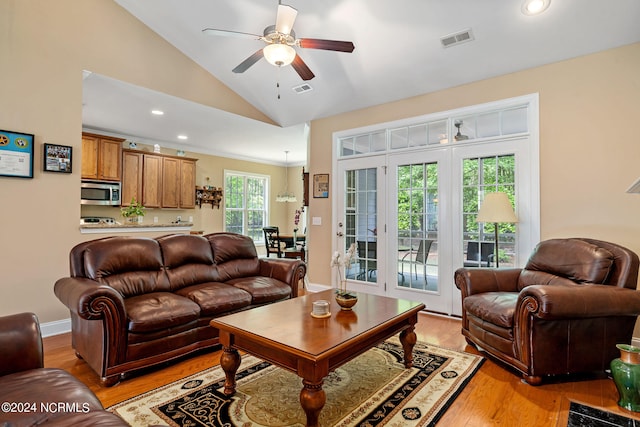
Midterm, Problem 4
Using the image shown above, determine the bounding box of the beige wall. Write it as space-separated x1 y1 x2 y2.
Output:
0 0 290 323
306 43 640 286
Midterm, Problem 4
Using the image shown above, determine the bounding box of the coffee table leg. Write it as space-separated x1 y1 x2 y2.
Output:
220 346 241 395
400 326 417 368
300 379 325 427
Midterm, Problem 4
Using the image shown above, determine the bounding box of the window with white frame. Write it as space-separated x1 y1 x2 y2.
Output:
224 171 269 243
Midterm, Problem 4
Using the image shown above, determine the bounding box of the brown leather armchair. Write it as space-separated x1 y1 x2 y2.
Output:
0 312 128 425
455 238 640 385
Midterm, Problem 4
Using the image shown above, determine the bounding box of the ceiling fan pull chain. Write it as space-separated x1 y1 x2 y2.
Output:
277 67 281 99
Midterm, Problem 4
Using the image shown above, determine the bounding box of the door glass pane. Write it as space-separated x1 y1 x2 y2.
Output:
397 162 438 292
462 154 516 268
344 168 377 283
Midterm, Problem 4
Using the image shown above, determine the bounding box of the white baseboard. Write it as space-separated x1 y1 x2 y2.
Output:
306 282 331 293
41 318 71 338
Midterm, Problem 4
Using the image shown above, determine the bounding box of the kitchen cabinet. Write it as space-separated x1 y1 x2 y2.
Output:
143 154 163 208
81 132 123 181
121 151 142 206
121 149 196 209
162 157 196 208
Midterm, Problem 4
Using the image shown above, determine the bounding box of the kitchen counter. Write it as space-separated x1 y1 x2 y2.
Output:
80 222 194 234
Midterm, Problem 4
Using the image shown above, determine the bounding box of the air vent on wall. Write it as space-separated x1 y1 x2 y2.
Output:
440 28 475 48
292 83 313 94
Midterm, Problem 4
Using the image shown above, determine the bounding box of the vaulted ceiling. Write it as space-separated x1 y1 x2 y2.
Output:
82 0 640 165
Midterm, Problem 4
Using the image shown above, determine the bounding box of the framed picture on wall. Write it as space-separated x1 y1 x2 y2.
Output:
313 173 329 198
0 129 35 178
43 143 73 173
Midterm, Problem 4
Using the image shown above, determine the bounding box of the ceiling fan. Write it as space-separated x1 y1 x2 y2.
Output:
202 2 355 81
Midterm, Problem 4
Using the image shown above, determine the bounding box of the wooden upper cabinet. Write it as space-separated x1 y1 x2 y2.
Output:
161 157 180 208
81 135 99 178
81 132 123 181
121 151 143 206
161 157 196 209
121 149 196 209
142 154 163 208
179 159 196 209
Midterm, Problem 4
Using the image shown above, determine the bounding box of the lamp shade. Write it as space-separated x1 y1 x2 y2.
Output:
477 192 518 223
263 43 296 67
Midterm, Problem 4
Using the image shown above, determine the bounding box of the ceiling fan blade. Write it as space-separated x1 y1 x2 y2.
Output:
298 38 355 53
291 54 315 81
275 4 297 35
202 28 262 40
232 49 264 74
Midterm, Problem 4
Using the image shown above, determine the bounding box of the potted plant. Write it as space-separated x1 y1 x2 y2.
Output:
331 243 358 310
121 197 145 223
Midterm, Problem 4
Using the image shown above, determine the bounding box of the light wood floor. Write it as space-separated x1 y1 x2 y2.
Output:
43 312 640 426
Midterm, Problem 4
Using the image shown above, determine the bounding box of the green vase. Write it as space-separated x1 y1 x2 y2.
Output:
611 344 640 412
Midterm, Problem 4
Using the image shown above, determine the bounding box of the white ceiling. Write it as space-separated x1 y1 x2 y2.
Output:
85 0 640 165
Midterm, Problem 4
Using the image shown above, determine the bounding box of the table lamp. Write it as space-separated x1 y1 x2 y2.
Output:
476 192 518 268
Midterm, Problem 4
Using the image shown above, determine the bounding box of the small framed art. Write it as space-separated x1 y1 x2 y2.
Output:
0 129 35 178
43 143 73 173
313 173 329 198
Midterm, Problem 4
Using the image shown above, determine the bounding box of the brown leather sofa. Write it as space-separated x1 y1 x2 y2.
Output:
54 232 306 386
0 312 129 426
455 238 640 385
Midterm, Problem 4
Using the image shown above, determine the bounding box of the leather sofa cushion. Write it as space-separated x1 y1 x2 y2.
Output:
209 233 259 263
176 282 252 316
524 238 614 284
84 237 170 297
228 276 292 304
159 234 214 268
463 292 518 329
125 292 201 333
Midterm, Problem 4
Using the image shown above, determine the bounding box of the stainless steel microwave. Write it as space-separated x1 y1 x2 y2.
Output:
81 181 121 205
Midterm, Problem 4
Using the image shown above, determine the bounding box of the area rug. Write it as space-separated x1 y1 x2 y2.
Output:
108 339 483 426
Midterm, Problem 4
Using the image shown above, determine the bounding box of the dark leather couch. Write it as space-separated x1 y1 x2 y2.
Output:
54 232 306 386
455 238 640 385
0 312 129 426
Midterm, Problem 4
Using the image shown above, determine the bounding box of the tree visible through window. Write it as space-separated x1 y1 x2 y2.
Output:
462 154 516 266
225 172 268 243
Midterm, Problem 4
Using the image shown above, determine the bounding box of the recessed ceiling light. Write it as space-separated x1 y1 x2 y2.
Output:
151 110 164 115
521 0 551 15
177 135 188 140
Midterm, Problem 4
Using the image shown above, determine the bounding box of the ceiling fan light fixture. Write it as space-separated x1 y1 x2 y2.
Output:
521 0 551 15
263 43 296 67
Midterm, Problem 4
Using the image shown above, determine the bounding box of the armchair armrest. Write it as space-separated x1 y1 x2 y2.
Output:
455 268 523 298
0 312 43 376
54 277 126 323
259 258 307 297
518 284 640 319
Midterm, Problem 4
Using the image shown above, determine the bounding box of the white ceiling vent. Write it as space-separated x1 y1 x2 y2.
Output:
440 28 475 48
292 83 313 94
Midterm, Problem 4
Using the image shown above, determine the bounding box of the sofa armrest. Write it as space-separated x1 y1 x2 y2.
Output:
54 277 127 323
518 284 640 319
455 268 522 298
0 312 43 376
259 258 306 297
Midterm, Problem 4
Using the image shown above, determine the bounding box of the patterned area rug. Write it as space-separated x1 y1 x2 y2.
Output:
109 339 483 426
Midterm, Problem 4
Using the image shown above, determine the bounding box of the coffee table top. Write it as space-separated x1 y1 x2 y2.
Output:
210 289 425 359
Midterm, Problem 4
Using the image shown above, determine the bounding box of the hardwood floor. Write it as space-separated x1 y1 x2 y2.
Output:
43 312 640 426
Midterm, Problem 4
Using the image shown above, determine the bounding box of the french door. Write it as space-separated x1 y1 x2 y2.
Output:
333 95 539 315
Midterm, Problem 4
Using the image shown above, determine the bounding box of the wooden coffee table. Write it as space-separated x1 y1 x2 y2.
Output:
210 289 425 427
